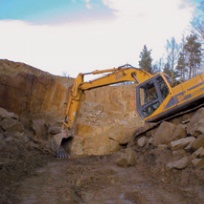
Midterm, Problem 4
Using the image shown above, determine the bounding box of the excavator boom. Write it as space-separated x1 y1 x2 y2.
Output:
64 64 152 131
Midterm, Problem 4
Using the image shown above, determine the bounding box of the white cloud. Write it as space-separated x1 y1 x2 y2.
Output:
85 0 92 9
0 0 194 77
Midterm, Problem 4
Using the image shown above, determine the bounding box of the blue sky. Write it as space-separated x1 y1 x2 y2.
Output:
0 0 201 77
0 0 78 20
0 0 113 24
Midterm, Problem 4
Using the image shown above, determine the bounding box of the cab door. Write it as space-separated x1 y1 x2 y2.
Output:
136 74 170 119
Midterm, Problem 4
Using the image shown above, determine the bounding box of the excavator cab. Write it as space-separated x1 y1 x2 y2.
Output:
136 71 204 122
136 73 171 120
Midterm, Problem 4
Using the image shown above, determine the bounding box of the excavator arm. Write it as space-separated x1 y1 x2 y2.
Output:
63 64 152 133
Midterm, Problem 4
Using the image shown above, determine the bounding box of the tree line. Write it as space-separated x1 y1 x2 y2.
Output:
139 1 204 82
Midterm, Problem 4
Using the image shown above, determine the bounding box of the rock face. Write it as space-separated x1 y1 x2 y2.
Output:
71 85 143 155
0 59 73 138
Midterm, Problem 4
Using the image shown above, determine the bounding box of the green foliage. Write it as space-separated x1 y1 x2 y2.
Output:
151 64 161 74
176 52 187 80
137 1 204 81
139 45 153 73
184 34 202 79
163 63 179 82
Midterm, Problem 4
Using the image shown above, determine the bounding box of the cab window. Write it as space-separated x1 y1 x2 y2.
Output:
139 82 158 106
139 82 159 117
137 75 170 119
156 76 169 99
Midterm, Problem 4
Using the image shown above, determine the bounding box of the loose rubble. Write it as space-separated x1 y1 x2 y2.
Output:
132 108 204 170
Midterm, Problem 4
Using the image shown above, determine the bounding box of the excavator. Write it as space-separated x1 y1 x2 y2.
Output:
52 64 204 158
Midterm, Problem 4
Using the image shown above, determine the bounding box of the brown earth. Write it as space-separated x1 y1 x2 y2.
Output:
1 143 204 204
0 60 204 204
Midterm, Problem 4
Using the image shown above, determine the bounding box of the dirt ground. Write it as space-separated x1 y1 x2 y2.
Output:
1 138 204 204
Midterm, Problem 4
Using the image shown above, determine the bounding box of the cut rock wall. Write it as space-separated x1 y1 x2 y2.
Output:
0 60 73 136
71 85 143 155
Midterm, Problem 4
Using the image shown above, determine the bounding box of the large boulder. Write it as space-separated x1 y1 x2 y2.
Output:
193 147 204 158
71 124 135 155
0 108 24 143
187 108 204 136
115 148 136 167
191 158 204 169
152 121 186 146
191 135 204 150
0 108 24 132
166 156 190 170
169 137 195 150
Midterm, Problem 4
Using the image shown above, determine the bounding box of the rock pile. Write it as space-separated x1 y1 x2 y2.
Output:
133 108 204 170
0 107 52 197
0 107 51 151
0 107 24 145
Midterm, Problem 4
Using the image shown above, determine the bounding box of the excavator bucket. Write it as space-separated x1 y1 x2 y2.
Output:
50 128 72 158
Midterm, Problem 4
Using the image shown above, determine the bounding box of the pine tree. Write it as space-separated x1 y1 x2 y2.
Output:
163 62 179 82
139 45 153 73
176 35 187 80
166 37 180 80
176 52 186 80
184 34 202 79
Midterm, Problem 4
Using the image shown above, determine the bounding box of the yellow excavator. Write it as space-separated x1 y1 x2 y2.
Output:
53 64 204 158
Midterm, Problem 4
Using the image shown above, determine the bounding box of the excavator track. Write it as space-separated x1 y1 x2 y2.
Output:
133 103 204 139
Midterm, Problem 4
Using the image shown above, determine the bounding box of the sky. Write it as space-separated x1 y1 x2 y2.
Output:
0 0 200 77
